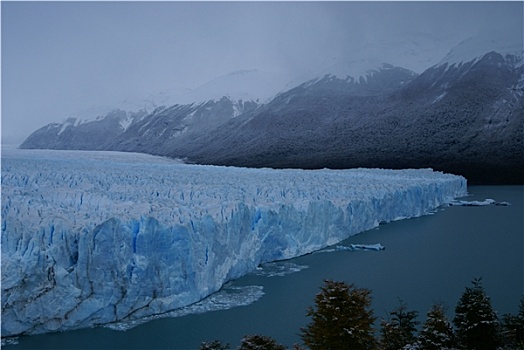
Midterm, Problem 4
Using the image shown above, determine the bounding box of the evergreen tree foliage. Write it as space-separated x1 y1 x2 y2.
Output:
199 340 231 350
301 279 376 350
501 295 524 348
237 334 286 350
416 303 455 350
379 300 419 350
453 278 500 350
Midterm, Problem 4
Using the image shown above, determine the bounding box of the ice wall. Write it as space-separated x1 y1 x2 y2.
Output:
1 149 467 337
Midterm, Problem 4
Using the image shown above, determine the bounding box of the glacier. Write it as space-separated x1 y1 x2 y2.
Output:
1 149 467 337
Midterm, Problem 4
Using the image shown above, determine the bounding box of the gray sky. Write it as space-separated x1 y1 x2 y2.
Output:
2 1 522 145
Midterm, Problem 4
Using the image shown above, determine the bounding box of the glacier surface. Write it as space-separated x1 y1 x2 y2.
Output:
1 149 466 337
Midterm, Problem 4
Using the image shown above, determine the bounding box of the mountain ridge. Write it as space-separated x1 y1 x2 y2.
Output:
19 35 524 184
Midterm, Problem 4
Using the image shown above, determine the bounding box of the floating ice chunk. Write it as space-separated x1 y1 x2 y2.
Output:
349 243 385 251
254 262 309 277
319 243 385 253
449 199 510 206
0 337 19 347
105 283 264 332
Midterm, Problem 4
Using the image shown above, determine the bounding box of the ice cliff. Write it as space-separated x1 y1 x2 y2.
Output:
1 149 467 337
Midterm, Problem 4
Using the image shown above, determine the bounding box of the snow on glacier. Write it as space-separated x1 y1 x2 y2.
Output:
1 149 467 337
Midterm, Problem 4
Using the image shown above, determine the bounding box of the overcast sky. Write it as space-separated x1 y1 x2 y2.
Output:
2 1 522 145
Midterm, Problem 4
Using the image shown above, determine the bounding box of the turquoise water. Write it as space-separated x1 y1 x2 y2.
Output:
4 186 523 349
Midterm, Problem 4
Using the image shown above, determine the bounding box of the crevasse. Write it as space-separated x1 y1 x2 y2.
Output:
1 149 467 337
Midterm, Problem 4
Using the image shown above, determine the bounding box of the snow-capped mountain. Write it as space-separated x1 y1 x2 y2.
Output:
109 97 259 155
19 110 148 150
19 33 524 183
276 62 417 100
19 69 282 152
284 31 455 90
170 34 523 184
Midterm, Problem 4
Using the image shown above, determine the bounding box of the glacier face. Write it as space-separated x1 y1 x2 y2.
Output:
1 149 467 337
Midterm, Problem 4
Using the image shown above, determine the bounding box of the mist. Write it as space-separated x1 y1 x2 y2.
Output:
2 1 522 145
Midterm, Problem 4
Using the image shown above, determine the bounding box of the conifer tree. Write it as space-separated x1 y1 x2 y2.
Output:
453 278 500 349
301 279 376 350
501 295 524 348
237 334 286 350
417 303 455 349
379 300 419 350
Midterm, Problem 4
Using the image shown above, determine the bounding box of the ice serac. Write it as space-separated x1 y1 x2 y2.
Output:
1 149 467 337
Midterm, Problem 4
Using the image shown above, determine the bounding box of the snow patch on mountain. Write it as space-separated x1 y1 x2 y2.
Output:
49 69 286 131
322 58 394 82
57 116 109 135
57 118 82 135
432 92 447 104
119 115 134 131
287 56 394 88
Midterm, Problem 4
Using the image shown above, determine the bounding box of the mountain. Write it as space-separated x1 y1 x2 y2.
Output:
167 37 524 184
19 98 259 154
19 69 281 152
19 34 524 183
109 97 258 155
19 109 148 150
286 31 453 87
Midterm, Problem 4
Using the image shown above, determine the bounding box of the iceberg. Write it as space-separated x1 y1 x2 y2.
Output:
253 262 309 277
316 243 386 254
349 243 385 251
1 149 467 337
105 282 265 332
344 243 386 251
449 199 511 206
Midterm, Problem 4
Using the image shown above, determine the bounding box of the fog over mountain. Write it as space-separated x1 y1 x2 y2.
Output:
6 2 524 182
4 1 521 143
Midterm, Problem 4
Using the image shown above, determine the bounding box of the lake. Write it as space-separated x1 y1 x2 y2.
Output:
4 185 522 349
